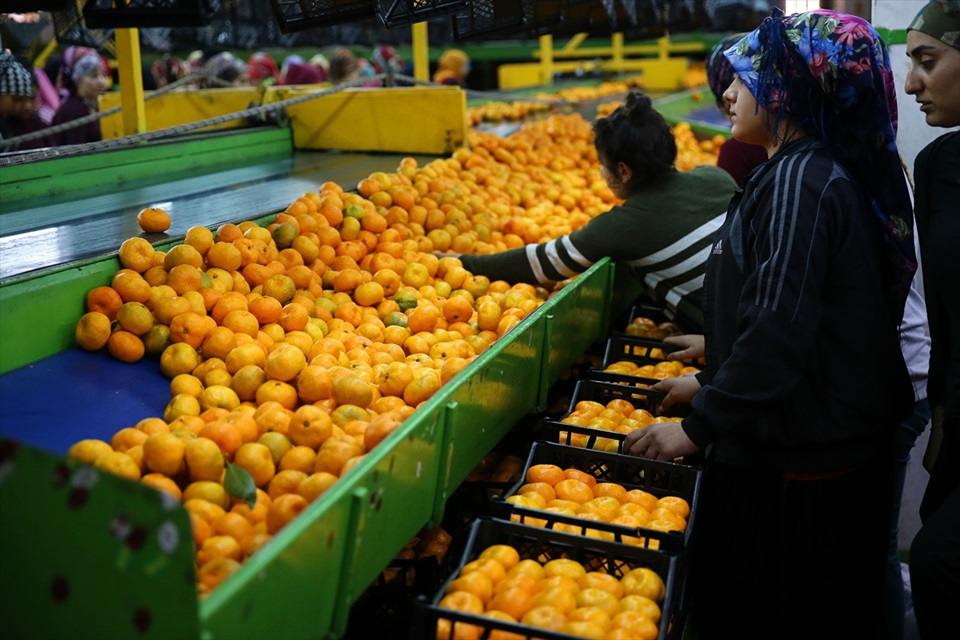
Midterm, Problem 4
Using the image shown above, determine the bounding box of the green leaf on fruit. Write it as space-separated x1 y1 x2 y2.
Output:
224 462 257 507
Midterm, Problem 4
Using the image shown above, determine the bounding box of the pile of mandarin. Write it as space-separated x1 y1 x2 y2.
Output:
65 111 718 598
436 542 667 640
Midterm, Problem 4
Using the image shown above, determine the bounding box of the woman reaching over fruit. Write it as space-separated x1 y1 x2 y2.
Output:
447 90 737 332
904 1 960 636
625 10 918 638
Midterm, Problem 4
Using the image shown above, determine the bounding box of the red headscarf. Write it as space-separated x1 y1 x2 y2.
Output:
248 52 280 85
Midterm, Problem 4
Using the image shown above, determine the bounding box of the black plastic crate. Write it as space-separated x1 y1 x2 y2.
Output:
543 377 681 453
449 0 575 40
269 0 376 32
551 0 633 37
625 302 690 336
493 440 698 551
7 0 72 9
452 0 526 40
348 554 447 639
417 517 679 640
376 0 463 28
82 0 219 28
522 0 565 37
603 334 685 368
52 3 113 49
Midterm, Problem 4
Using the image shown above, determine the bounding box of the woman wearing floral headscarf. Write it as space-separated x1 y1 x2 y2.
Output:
904 2 960 637
705 32 768 186
51 46 109 146
624 10 917 637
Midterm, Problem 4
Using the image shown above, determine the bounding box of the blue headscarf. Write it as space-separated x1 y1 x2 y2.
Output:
725 9 917 318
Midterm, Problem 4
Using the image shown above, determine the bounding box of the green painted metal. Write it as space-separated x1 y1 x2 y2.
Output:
329 407 445 635
876 27 908 46
0 257 123 376
539 259 616 392
0 439 200 640
199 472 352 640
0 129 292 206
0 102 682 638
435 313 547 502
0 218 272 377
655 88 731 138
0 249 626 639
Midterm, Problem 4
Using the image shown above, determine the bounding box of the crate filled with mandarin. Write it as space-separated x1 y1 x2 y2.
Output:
542 377 686 453
581 336 701 395
621 305 687 339
419 517 679 640
490 441 699 553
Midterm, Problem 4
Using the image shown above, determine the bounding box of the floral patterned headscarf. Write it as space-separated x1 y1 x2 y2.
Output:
725 9 917 318
706 33 748 111
58 46 107 90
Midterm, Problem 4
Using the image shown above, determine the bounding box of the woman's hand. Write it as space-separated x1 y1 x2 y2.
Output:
623 421 700 461
663 334 704 362
651 375 701 414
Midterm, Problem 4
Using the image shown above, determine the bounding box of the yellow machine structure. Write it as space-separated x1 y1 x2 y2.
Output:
499 32 704 91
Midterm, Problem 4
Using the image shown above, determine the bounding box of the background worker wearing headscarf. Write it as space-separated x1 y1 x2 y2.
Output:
202 52 250 88
51 46 109 146
625 10 918 638
247 52 281 87
0 53 35 148
904 2 960 637
432 49 470 86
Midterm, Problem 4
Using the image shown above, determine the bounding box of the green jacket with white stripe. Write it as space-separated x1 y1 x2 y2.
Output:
459 165 738 330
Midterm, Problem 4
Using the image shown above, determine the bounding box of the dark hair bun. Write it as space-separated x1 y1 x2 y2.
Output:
621 90 652 118
592 89 676 190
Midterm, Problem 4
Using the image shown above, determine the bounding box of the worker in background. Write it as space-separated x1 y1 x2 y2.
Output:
247 52 281 87
328 48 360 85
150 54 188 90
202 52 250 88
51 46 109 146
372 45 402 76
309 54 330 82
0 53 35 150
447 90 737 332
705 33 767 187
280 60 324 86
432 49 470 86
7 56 57 150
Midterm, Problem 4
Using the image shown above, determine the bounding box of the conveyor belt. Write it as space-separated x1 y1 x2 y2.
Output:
0 349 170 455
0 149 437 281
0 146 439 453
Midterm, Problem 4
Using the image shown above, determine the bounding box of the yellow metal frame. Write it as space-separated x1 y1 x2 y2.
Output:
99 87 258 138
114 29 146 136
95 22 440 148
498 32 703 91
101 83 468 156
270 85 468 155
